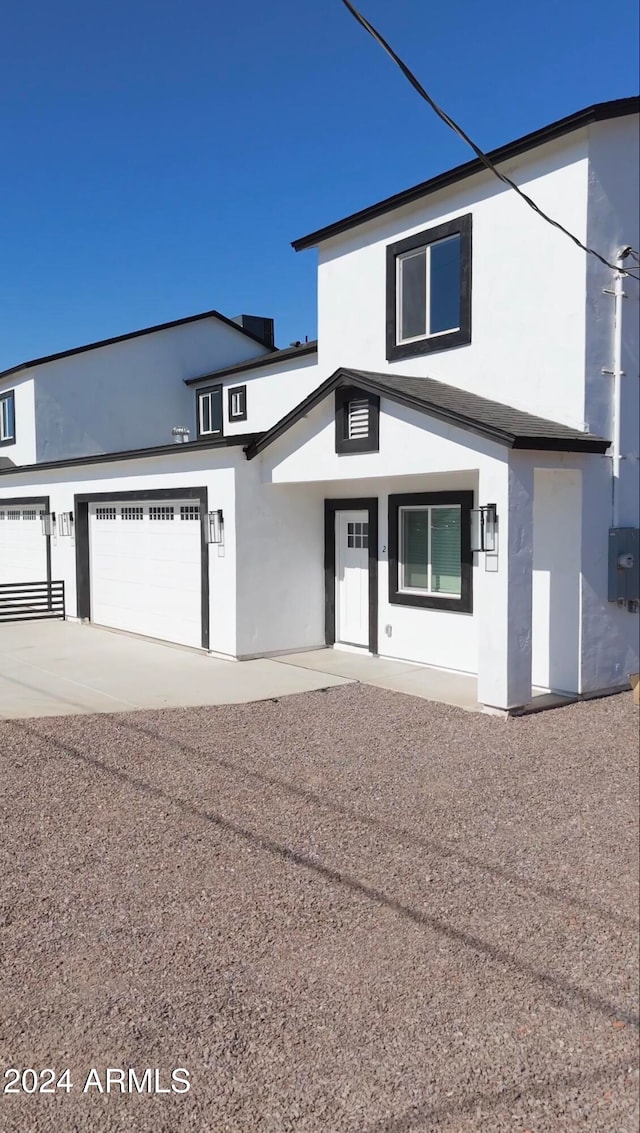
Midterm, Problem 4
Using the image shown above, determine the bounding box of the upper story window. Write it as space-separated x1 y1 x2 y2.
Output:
386 214 472 361
197 385 223 439
335 386 380 454
228 384 247 423
0 389 15 446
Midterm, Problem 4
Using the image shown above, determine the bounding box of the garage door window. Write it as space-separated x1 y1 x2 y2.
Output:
149 506 175 521
121 507 143 520
180 506 200 521
96 507 117 520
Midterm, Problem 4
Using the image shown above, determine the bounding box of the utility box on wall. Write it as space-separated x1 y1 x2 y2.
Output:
608 528 640 603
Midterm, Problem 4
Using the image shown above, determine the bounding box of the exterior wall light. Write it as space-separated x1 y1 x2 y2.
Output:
470 503 497 553
41 512 56 536
207 509 224 545
58 512 74 537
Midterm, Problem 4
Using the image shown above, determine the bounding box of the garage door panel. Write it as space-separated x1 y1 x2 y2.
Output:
0 507 48 584
89 500 203 649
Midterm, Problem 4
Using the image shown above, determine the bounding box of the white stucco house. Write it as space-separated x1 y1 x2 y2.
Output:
1 96 638 713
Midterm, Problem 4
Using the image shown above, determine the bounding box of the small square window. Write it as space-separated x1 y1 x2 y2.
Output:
228 384 247 422
386 215 472 361
0 389 16 446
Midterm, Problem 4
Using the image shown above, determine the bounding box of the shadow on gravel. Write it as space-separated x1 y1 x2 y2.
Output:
114 712 637 932
362 1060 637 1133
14 718 640 1032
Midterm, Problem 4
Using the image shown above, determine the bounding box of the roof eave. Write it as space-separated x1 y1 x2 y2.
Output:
0 432 264 477
292 97 639 251
184 342 318 386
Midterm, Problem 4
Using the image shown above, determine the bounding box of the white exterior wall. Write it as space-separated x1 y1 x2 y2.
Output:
259 397 513 675
30 318 270 464
235 464 325 658
0 449 242 658
317 134 590 429
1 375 36 466
218 355 321 437
579 454 639 691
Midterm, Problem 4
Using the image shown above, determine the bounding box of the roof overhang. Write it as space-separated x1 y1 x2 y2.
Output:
244 369 610 459
292 97 639 251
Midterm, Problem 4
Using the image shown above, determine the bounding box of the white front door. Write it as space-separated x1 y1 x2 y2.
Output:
335 510 369 648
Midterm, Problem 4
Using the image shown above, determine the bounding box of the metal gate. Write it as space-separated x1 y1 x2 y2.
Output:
0 580 65 623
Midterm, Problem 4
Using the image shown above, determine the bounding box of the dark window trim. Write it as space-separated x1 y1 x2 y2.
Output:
388 490 473 613
74 486 209 650
196 384 223 440
324 498 378 654
386 213 472 362
0 388 16 447
334 387 380 454
228 384 247 423
0 494 51 582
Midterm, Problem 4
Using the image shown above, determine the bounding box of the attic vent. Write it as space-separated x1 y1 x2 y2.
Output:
347 398 370 439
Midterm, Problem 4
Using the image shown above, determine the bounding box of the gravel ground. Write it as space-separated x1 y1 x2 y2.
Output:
0 685 638 1133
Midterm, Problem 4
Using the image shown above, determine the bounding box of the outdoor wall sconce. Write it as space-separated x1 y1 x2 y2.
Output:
41 512 56 536
207 509 224 545
470 503 497 553
58 512 74 537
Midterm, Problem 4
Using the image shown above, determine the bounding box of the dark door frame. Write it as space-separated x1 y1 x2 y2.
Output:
74 486 210 650
0 494 52 583
324 497 378 654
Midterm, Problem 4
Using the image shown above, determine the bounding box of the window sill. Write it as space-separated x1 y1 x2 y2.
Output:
389 590 472 613
386 325 471 362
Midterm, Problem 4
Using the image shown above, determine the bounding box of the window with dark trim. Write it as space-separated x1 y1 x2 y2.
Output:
335 386 380 454
388 491 473 612
386 214 472 361
228 384 247 422
196 385 223 438
0 389 16 446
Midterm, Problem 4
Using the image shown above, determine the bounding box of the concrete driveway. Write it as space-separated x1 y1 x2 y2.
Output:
0 620 479 719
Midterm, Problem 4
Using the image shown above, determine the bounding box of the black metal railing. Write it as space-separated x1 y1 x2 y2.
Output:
0 580 65 623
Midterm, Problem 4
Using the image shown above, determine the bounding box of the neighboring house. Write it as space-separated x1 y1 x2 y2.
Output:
0 97 638 713
0 310 275 465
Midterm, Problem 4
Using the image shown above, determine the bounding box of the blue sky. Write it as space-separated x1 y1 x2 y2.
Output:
1 0 638 366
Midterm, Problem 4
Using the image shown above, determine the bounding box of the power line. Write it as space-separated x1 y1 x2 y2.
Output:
339 0 639 280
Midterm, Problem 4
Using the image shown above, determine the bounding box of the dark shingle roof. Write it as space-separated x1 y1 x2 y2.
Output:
245 367 610 458
184 340 318 386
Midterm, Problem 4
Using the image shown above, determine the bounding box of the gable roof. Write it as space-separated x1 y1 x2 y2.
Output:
292 97 639 251
245 368 610 458
184 340 318 386
0 309 276 385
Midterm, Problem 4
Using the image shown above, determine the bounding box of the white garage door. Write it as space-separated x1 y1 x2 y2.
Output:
0 504 48 584
89 500 203 648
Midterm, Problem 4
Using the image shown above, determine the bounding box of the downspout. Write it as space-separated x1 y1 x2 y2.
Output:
604 247 632 527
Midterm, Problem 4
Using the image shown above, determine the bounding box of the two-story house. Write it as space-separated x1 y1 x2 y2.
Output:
1 96 638 713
